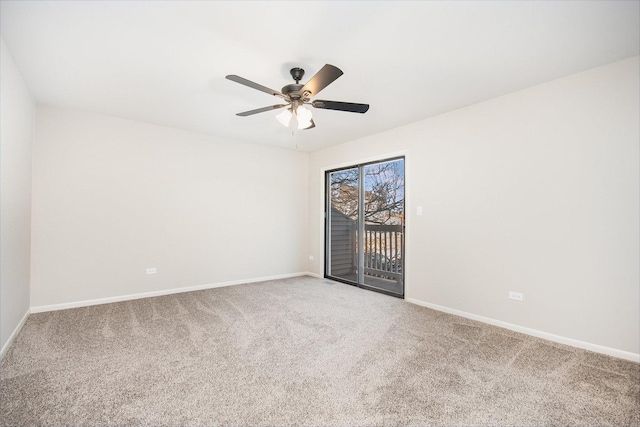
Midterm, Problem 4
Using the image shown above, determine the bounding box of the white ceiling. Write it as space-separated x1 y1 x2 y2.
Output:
1 1 638 152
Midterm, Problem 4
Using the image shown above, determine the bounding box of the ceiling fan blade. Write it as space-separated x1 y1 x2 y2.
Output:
300 64 343 98
226 75 286 99
311 100 369 113
302 119 316 130
236 104 288 117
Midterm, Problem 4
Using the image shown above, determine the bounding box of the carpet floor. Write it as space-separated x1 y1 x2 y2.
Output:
1 276 638 426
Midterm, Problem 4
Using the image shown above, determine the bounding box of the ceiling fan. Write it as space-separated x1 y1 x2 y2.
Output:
226 64 369 130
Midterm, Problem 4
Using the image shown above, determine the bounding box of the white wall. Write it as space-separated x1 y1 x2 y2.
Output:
308 57 640 356
1 38 34 353
31 106 308 308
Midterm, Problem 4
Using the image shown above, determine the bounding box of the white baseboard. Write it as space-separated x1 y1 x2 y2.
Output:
0 309 31 360
406 297 640 363
304 271 323 278
31 272 312 314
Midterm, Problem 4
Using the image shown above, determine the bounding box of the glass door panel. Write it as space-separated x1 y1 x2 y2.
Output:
326 168 359 283
362 159 404 295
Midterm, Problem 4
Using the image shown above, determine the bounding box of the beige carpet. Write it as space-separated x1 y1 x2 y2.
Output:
1 276 638 426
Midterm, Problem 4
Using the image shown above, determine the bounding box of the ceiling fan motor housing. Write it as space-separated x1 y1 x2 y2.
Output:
282 68 307 100
281 83 304 98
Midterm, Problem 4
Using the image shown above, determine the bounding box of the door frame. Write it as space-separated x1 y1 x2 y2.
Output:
324 155 406 298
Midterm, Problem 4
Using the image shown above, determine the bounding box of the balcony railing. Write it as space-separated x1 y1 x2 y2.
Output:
363 224 403 280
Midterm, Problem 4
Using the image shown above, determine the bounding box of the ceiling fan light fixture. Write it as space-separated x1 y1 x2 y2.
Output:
296 106 313 130
300 119 315 130
276 108 293 127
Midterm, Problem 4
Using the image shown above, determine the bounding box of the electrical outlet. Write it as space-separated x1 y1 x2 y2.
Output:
308 255 314 260
509 291 524 301
146 268 157 275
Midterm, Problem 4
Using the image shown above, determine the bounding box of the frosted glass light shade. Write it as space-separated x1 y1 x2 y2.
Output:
296 106 312 129
276 108 292 127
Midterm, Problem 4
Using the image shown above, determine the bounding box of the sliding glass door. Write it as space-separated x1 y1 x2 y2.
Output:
326 157 405 297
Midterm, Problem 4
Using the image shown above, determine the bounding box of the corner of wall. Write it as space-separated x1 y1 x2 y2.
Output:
0 36 35 355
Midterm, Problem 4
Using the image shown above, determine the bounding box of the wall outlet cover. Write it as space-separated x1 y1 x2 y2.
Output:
509 291 524 301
